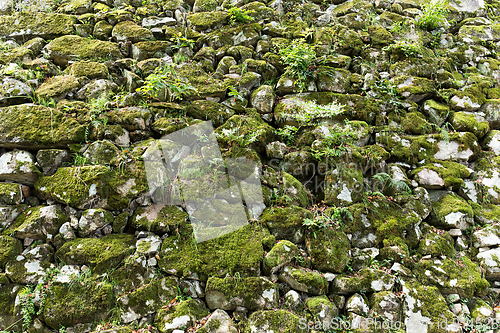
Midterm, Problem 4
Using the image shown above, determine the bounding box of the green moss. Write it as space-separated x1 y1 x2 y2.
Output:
215 113 274 150
55 234 136 274
197 318 221 333
64 61 109 79
112 21 153 43
5 205 69 240
0 104 84 148
43 281 114 329
0 236 22 269
470 202 500 225
417 230 456 257
158 223 267 281
288 266 328 294
331 268 394 293
411 160 471 190
368 25 394 46
431 193 473 229
0 46 33 65
0 12 77 41
155 298 210 331
188 11 229 31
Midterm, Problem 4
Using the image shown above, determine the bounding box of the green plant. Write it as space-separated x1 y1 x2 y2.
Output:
136 64 197 102
310 121 356 161
170 32 195 51
173 53 190 64
276 39 317 92
268 188 293 206
274 125 299 145
227 6 255 25
383 40 423 58
70 152 88 166
415 0 449 31
302 207 339 239
368 79 406 109
228 86 245 102
85 95 110 142
175 286 193 302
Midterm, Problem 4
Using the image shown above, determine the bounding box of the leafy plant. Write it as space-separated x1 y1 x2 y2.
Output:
368 79 406 109
170 32 195 51
276 39 317 92
136 64 197 102
274 125 299 145
227 6 255 25
311 121 356 161
415 0 449 31
228 86 245 102
85 95 110 142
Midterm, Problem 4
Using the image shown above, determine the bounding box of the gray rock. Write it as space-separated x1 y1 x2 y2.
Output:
0 150 40 185
197 309 238 333
0 77 32 106
36 149 71 176
76 79 118 101
78 208 114 237
250 85 275 114
346 293 369 315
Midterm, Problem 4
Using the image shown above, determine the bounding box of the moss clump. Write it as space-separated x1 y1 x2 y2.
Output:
470 202 500 225
332 268 395 294
402 112 433 135
6 205 69 240
55 234 136 274
112 21 154 43
215 114 274 151
43 281 114 329
186 100 234 127
305 226 350 273
280 266 328 295
187 11 229 31
155 298 210 331
158 224 267 281
0 236 22 269
0 104 84 149
0 12 76 41
205 276 277 310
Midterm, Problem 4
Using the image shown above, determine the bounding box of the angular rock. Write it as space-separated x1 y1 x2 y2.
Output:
260 206 311 243
112 20 154 43
36 149 71 176
197 309 238 333
0 77 32 106
431 193 473 230
278 266 328 295
0 12 77 41
242 309 307 333
0 150 40 185
332 268 395 294
154 299 209 333
0 183 23 205
76 79 118 101
7 205 69 240
5 244 54 284
35 75 81 101
78 208 114 237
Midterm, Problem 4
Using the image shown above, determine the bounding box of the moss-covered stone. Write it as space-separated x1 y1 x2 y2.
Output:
43 35 121 67
63 61 109 79
0 182 22 205
35 75 81 101
55 234 136 274
279 265 328 295
242 309 307 333
215 113 274 151
186 100 234 127
188 11 229 32
131 204 189 235
43 281 114 329
430 192 474 230
0 104 84 149
154 298 210 332
0 284 22 331
402 112 433 135
112 20 154 43
305 226 350 273
83 140 121 166
0 12 77 41
451 111 489 139
118 276 178 323
263 240 299 275
332 268 395 294
324 165 364 206
260 206 312 243
158 223 267 281
413 256 489 298
205 276 277 310
417 229 456 258
411 160 472 190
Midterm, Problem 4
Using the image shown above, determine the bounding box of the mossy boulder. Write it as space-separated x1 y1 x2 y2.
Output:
118 276 178 323
393 75 435 103
451 111 489 139
411 160 472 190
450 86 486 111
205 276 277 310
305 226 350 273
0 284 22 331
0 236 21 269
0 183 23 205
112 20 154 43
422 99 450 126
55 234 136 274
35 75 81 101
0 150 40 185
6 205 69 241
260 206 312 243
5 244 54 284
316 67 351 93
186 100 234 127
430 193 474 230
131 204 190 235
197 309 237 333
83 140 121 166
35 162 148 210
305 295 339 328
0 12 77 41
201 23 261 49
324 165 364 206
187 11 229 32
131 41 172 61
0 77 32 106
278 266 328 295
42 35 121 67
215 113 274 151
78 208 114 237
107 107 153 131
477 247 500 279
0 46 33 65
0 104 84 149
263 240 299 276
43 281 114 329
36 149 71 176
175 62 229 99
154 298 210 333
332 268 396 294
158 223 267 281
417 229 456 258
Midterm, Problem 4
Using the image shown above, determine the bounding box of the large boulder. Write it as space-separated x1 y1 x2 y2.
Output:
0 12 77 41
